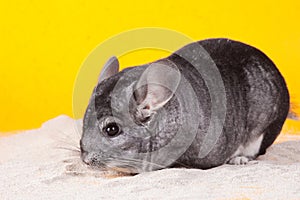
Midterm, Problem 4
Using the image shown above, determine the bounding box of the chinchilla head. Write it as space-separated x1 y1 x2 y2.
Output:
79 56 199 173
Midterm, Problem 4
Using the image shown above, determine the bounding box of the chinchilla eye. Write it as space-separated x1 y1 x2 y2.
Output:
103 122 121 137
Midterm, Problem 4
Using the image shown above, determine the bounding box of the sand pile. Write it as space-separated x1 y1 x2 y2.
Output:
1 115 300 199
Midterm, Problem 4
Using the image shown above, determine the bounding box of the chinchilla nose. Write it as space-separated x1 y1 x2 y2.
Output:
81 151 92 165
81 151 101 166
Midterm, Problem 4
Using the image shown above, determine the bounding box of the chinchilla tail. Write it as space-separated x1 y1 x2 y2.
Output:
288 102 299 120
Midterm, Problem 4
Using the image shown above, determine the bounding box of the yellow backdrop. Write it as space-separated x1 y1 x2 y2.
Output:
0 0 299 134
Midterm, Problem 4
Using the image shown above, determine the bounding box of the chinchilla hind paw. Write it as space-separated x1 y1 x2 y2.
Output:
227 156 255 165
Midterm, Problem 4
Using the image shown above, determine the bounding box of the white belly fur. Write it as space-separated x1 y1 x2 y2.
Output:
231 134 264 158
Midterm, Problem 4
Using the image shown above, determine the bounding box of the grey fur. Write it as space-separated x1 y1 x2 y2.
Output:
80 38 290 173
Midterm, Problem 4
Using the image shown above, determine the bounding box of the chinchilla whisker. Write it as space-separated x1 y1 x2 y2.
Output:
105 162 137 173
104 158 136 168
89 160 113 171
66 120 83 139
112 156 166 169
55 146 81 153
51 131 80 149
54 140 80 150
62 156 81 161
55 129 80 142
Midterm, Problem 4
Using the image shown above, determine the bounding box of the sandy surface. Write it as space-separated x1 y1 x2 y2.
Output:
1 115 300 200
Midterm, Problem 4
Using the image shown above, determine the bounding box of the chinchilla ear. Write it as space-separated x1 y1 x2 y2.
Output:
98 56 119 83
134 61 181 118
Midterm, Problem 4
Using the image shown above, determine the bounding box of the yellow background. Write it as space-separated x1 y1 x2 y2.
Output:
0 0 299 134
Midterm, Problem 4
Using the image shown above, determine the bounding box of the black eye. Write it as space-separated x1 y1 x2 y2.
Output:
103 122 121 137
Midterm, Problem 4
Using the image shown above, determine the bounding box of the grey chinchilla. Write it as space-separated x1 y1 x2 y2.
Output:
80 38 290 173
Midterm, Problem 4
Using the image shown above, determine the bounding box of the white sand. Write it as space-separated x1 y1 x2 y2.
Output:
1 115 300 200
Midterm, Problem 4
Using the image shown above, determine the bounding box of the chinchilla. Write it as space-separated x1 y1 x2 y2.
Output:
80 38 291 173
